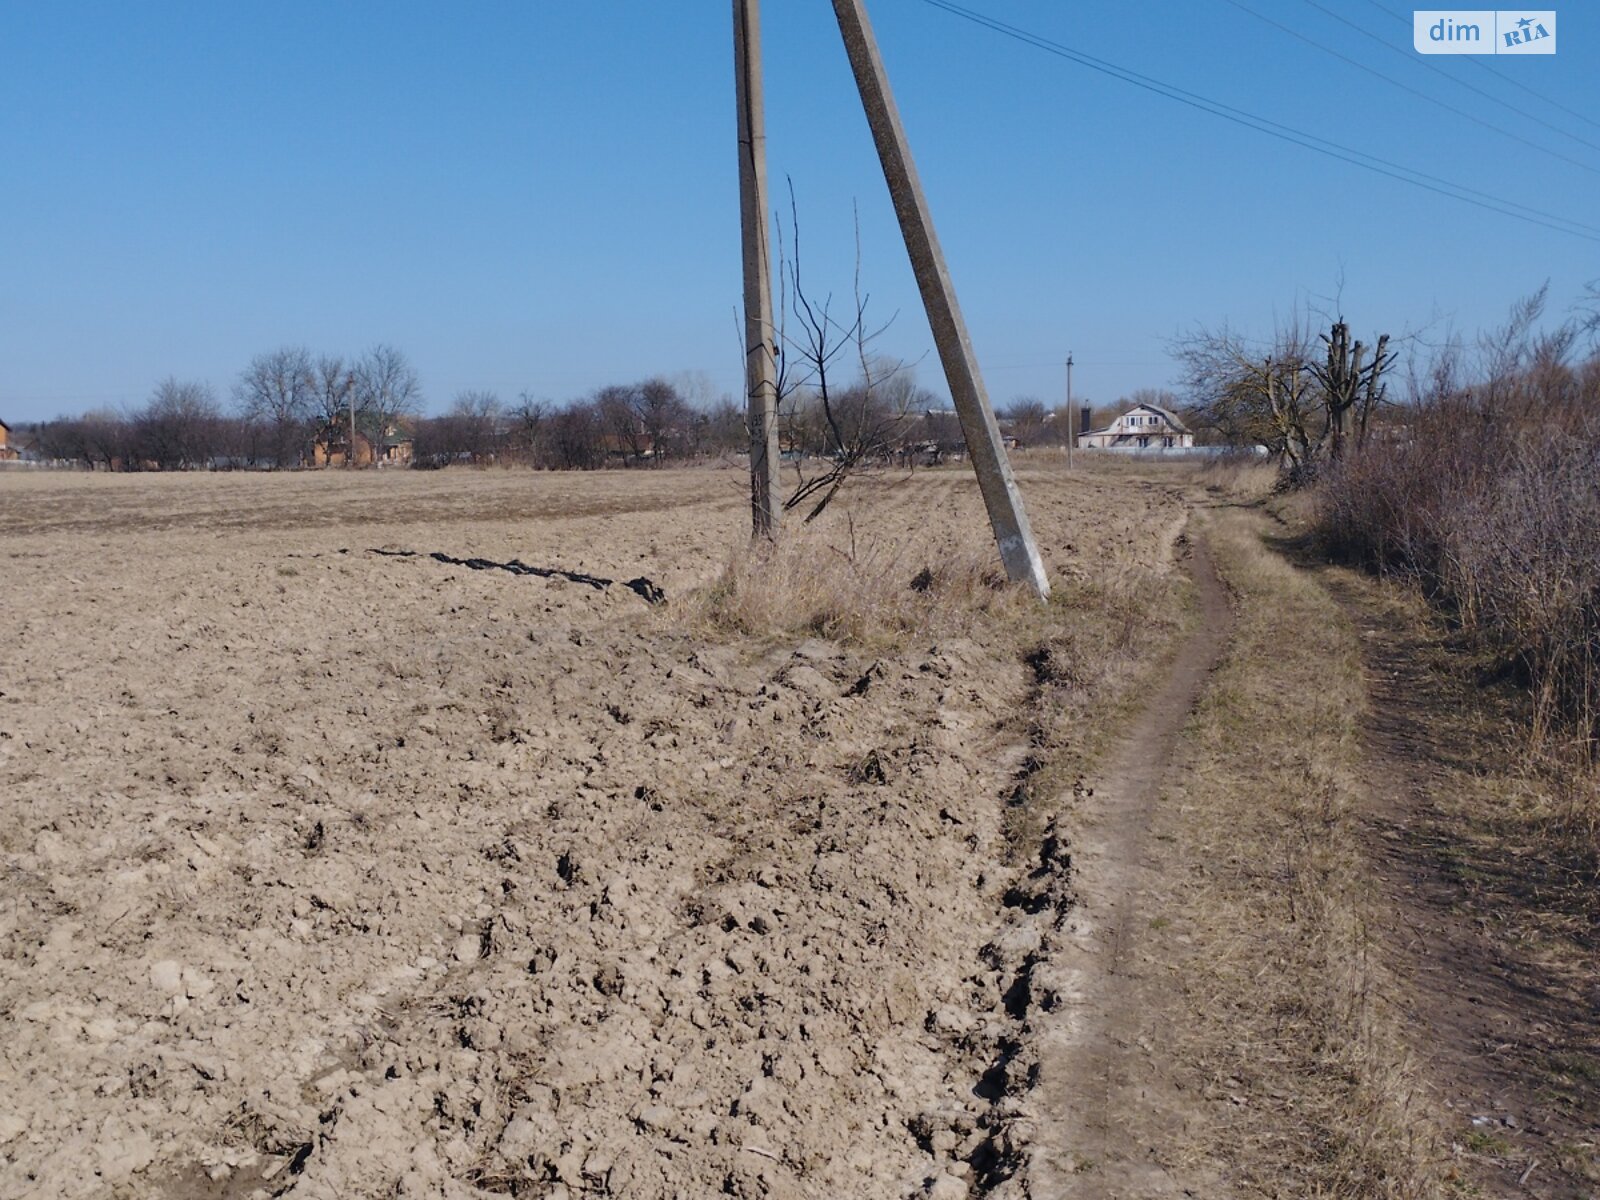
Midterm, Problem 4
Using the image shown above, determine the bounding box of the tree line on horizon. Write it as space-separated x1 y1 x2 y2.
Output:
14 344 1125 473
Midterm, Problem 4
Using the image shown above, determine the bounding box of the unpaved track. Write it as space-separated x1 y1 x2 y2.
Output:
1017 530 1234 1197
1325 572 1600 1199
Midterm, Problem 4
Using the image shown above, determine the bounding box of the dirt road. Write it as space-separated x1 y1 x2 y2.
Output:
1326 571 1600 1198
1000 497 1599 1197
1013 533 1234 1197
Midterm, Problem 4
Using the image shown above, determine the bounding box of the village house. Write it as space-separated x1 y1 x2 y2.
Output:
1077 402 1194 451
312 417 414 467
0 418 17 461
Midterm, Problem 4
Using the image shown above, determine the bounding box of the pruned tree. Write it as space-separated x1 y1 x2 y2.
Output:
1308 321 1394 461
1175 311 1392 484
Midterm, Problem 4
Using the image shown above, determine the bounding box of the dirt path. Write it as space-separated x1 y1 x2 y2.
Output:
1322 571 1600 1198
1013 530 1235 1197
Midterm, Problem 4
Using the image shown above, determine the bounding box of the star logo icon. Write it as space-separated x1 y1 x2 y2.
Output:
1517 16 1533 29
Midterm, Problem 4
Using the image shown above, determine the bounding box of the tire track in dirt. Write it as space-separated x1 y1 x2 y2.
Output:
1321 571 1600 1199
992 528 1235 1198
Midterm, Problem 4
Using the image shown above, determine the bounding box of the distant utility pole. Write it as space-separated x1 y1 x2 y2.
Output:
831 0 1050 599
734 0 781 538
1065 352 1074 468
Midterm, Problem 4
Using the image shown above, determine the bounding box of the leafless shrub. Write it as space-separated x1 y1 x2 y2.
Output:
773 184 930 521
1318 290 1600 753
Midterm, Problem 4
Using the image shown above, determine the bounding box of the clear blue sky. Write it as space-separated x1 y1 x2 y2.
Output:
2 1 1596 424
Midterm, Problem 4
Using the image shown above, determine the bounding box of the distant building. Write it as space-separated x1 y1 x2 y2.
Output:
1078 402 1194 451
313 417 413 467
0 418 16 461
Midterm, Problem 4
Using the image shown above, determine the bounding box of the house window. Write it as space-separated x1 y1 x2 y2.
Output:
1164 436 1174 447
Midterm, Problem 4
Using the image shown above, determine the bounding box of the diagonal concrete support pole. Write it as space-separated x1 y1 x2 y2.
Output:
831 0 1050 599
734 0 782 539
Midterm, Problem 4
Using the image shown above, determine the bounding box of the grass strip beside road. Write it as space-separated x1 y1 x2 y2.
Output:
1166 506 1448 1197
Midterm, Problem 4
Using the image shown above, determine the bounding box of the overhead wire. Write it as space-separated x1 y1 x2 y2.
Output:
913 0 1600 243
1353 0 1600 133
1291 0 1600 153
1219 0 1600 173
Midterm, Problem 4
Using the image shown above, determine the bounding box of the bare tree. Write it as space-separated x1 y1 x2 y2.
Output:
596 385 648 463
34 409 130 469
353 344 420 461
544 401 604 470
1174 312 1392 483
133 379 223 470
1002 398 1050 447
235 346 316 467
697 397 747 459
634 378 691 463
450 390 504 463
507 392 547 465
774 186 914 520
313 355 355 423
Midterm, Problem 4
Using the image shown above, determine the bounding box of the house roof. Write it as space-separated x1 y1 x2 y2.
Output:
0 418 10 432
317 416 413 446
1129 402 1190 432
1085 403 1191 438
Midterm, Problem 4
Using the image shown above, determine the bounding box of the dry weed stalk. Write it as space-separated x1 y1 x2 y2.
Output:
695 521 1017 646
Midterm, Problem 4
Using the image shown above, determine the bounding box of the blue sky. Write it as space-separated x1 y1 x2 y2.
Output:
2 1 1596 423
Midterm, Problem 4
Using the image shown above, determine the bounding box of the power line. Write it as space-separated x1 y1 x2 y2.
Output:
914 0 1600 243
1353 0 1600 133
1294 0 1600 154
1220 0 1600 173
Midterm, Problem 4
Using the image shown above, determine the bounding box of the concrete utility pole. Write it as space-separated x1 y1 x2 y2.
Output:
734 0 781 538
831 0 1050 599
1065 352 1074 468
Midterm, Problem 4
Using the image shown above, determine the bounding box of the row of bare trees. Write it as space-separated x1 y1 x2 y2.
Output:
233 344 418 467
410 383 749 470
29 345 420 470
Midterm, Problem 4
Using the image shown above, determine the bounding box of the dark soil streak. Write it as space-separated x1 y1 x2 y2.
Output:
368 548 666 605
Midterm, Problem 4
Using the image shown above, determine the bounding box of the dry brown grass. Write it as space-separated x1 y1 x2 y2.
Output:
1165 507 1448 1198
692 521 1026 647
1194 455 1282 500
